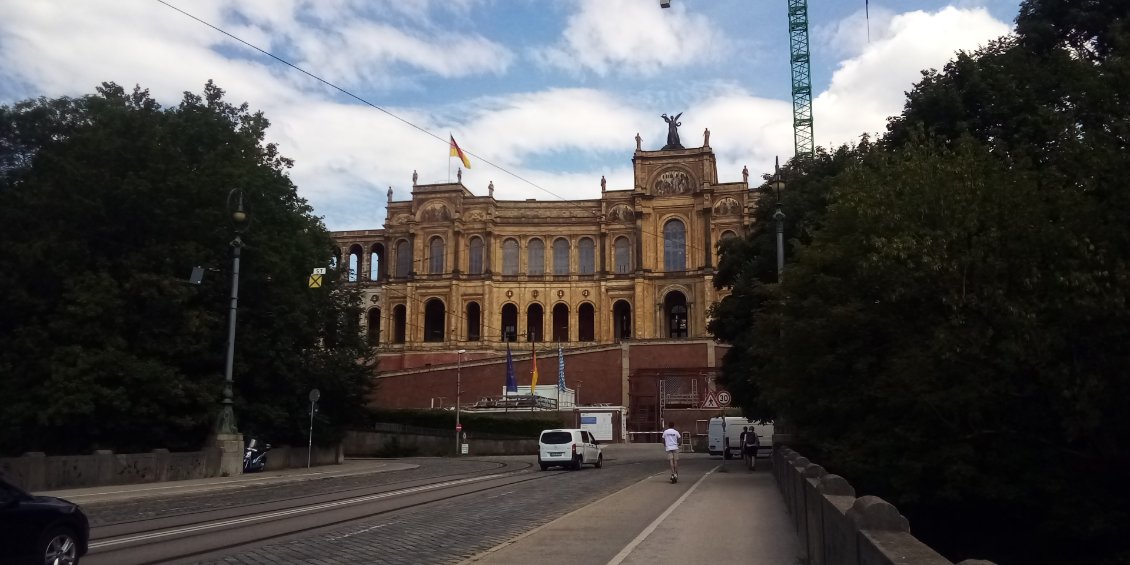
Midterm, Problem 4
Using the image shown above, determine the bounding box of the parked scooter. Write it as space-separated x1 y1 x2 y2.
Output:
243 438 271 473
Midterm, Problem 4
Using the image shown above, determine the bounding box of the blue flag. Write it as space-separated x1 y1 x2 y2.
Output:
505 341 517 393
558 345 566 392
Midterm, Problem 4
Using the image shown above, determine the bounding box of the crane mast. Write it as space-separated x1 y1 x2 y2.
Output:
787 0 814 161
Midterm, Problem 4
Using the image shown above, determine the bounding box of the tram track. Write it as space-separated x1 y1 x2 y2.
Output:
83 459 571 565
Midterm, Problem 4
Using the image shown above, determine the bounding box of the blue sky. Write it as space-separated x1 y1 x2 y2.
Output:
0 0 1020 231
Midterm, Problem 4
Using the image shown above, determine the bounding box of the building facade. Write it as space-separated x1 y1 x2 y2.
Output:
331 134 756 370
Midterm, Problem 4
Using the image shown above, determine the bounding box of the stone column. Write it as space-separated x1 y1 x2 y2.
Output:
208 433 244 477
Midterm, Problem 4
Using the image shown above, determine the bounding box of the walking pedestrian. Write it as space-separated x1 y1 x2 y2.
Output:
662 421 681 482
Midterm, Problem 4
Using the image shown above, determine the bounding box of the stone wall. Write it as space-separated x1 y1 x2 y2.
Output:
772 447 997 565
343 429 538 458
0 443 343 492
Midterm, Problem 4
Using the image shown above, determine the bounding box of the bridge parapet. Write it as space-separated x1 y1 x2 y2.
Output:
772 446 997 565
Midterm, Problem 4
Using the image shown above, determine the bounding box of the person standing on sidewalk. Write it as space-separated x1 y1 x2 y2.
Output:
662 421 681 481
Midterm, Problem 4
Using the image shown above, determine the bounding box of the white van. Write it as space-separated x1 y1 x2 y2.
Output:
538 429 603 470
707 417 774 459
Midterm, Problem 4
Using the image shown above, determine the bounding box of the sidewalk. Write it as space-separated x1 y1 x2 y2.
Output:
41 458 418 505
462 456 800 565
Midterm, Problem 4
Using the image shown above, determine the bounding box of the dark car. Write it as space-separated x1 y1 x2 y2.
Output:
0 476 90 565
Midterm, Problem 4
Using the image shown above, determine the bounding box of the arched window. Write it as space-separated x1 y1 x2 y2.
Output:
501 303 518 342
502 238 519 275
395 239 412 277
348 244 363 282
348 253 359 282
527 239 545 275
553 238 570 275
466 302 481 341
392 304 406 343
527 303 544 342
429 236 445 274
663 219 686 272
614 236 632 273
578 303 595 341
613 300 632 340
468 236 484 275
552 303 569 341
578 237 595 275
367 307 381 344
720 230 737 241
369 243 385 281
424 298 445 342
665 291 688 338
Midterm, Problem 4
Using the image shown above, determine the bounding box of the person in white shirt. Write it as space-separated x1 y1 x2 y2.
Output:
662 422 681 481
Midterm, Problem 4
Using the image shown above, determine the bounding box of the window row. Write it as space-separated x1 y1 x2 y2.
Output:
366 299 636 344
348 220 740 281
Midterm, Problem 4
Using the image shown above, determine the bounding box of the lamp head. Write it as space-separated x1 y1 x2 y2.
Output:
228 189 251 232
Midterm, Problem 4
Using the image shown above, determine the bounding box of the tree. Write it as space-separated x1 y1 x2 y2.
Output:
711 0 1130 561
0 82 374 455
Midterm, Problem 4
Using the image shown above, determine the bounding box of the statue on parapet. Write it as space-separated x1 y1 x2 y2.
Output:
661 113 684 150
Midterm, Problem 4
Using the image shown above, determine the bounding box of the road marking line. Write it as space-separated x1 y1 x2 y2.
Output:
604 466 719 565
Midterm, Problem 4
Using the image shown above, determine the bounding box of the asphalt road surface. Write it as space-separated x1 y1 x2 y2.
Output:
74 446 797 564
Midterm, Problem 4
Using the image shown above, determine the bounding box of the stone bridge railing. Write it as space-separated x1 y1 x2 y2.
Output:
773 446 996 565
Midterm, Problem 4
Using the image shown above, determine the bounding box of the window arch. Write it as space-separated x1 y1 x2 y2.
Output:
527 303 544 342
613 300 632 340
468 236 484 275
578 303 595 341
527 238 545 275
502 238 519 275
395 239 412 277
578 237 595 274
553 238 570 275
369 243 385 281
428 236 445 274
614 236 632 273
501 303 518 341
348 244 363 282
466 302 481 341
552 303 569 341
720 230 737 241
367 307 381 345
392 304 406 343
665 291 688 338
663 219 686 272
424 298 445 342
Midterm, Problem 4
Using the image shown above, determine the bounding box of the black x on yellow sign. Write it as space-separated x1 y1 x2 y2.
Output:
308 274 323 288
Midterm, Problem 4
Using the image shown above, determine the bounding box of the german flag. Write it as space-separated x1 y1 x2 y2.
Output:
449 135 471 169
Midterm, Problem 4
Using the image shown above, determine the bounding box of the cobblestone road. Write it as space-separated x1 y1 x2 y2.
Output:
187 454 662 564
84 458 506 528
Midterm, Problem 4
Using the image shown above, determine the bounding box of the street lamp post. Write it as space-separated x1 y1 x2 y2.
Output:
217 189 250 435
769 157 787 283
455 349 466 456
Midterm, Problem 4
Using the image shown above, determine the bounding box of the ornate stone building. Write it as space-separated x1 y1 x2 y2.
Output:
331 132 755 368
333 130 754 434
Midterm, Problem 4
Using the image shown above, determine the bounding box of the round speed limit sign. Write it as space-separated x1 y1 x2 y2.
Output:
717 391 732 406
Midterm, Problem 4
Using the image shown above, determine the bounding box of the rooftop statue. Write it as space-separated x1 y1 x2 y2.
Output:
661 112 684 150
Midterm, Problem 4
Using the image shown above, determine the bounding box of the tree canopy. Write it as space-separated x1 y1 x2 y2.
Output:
0 82 375 455
710 1 1130 562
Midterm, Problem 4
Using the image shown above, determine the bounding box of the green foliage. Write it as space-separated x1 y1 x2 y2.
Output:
0 82 375 455
711 1 1130 562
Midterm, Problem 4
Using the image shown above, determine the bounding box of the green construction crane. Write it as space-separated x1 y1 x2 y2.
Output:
787 0 814 161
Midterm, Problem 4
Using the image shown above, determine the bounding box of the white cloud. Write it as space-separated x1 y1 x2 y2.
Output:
813 6 1012 148
532 0 721 76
